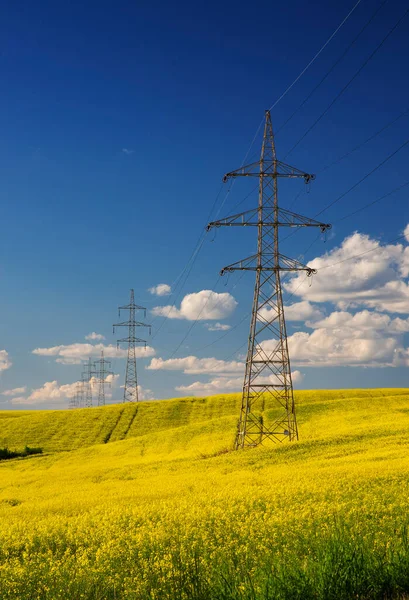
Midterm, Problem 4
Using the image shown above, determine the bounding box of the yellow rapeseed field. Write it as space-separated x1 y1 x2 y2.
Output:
0 389 408 599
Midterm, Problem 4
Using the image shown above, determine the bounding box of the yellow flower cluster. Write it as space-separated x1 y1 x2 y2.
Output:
0 389 408 598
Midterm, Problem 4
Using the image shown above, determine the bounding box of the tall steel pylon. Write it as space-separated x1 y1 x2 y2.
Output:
207 110 331 449
82 357 94 408
94 350 114 406
113 289 151 403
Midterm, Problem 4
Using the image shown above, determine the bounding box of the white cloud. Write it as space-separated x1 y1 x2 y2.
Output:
10 396 29 405
32 343 155 365
148 283 171 296
122 148 134 155
175 370 304 396
147 356 244 375
205 322 231 331
260 301 323 322
256 303 409 368
285 329 398 367
0 350 12 373
176 376 243 396
291 370 304 384
11 374 120 406
311 310 409 335
1 386 26 397
404 223 409 243
137 385 154 401
284 231 409 313
152 290 237 321
12 380 79 405
85 332 105 341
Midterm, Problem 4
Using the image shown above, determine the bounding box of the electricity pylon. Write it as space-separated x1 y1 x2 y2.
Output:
94 350 114 406
68 391 79 409
113 289 151 402
207 110 331 449
82 357 94 408
76 381 84 408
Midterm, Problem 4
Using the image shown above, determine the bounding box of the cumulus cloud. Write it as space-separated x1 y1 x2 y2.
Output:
260 301 323 322
148 283 171 296
175 370 304 396
311 310 409 335
205 322 231 331
175 377 243 396
152 290 237 321
85 332 105 341
284 232 409 313
0 350 12 373
291 370 304 384
1 386 26 396
32 343 155 365
12 380 79 405
147 356 244 375
12 374 120 406
285 329 399 367
136 386 154 401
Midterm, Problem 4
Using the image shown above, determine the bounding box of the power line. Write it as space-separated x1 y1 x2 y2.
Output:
168 276 222 359
269 0 363 112
280 139 409 247
239 1 363 176
277 0 388 136
336 180 409 222
315 136 409 217
317 233 407 271
319 107 409 174
284 5 409 158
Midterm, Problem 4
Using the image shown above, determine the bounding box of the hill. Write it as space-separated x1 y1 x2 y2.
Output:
0 387 407 454
0 389 409 599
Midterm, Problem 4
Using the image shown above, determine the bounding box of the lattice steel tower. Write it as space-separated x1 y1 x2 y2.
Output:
113 289 151 403
94 350 114 406
82 357 94 408
207 110 331 449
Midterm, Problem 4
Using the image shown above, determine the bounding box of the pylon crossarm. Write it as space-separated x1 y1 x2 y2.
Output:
220 253 316 275
119 303 146 312
208 206 331 230
222 161 261 181
113 320 151 329
223 160 315 183
278 208 331 230
207 208 259 230
116 337 147 345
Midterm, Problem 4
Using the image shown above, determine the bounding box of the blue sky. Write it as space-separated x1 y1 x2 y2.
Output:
1 0 409 408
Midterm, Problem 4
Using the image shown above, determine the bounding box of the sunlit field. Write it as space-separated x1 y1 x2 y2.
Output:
0 389 409 599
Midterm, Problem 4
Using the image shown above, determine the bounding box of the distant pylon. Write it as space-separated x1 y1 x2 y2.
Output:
113 289 151 402
68 391 78 410
94 350 114 406
207 110 331 449
82 357 94 408
75 381 83 409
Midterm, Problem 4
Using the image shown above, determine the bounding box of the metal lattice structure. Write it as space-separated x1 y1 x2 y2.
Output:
113 289 151 403
207 110 331 449
82 357 94 408
68 391 79 410
75 381 84 409
94 350 114 406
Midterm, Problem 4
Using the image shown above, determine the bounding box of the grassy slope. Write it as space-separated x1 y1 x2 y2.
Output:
0 388 407 454
0 389 409 599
